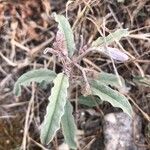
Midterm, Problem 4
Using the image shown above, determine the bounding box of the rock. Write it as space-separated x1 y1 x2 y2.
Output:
58 143 69 150
103 113 145 150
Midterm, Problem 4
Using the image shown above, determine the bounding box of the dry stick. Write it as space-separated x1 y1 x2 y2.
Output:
72 1 89 30
42 0 51 17
135 60 150 63
82 0 94 13
65 0 74 18
0 74 12 88
83 58 101 72
44 48 58 70
116 41 145 77
0 52 17 67
11 39 16 61
22 31 55 46
10 22 18 60
131 0 148 26
129 25 150 33
54 135 59 150
82 137 95 150
75 47 94 62
12 40 30 52
21 82 35 150
128 96 150 122
11 35 52 58
0 66 7 76
1 102 28 109
0 115 16 119
86 15 107 37
30 38 54 56
45 57 54 69
128 34 150 41
29 136 49 150
0 92 12 101
74 63 89 86
136 50 150 61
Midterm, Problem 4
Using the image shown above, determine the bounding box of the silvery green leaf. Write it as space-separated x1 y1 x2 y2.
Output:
54 13 76 57
40 73 69 145
117 0 125 2
90 81 133 117
61 101 77 149
92 29 129 47
13 69 56 96
92 71 126 89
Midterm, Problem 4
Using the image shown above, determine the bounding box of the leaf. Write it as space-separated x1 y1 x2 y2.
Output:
133 75 150 87
13 69 56 96
99 47 129 62
90 81 133 117
54 13 76 57
40 73 69 145
92 29 129 47
61 101 77 149
79 95 102 107
92 72 126 89
117 0 125 3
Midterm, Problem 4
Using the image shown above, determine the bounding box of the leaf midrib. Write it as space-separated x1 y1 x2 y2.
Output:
45 74 66 143
91 86 132 116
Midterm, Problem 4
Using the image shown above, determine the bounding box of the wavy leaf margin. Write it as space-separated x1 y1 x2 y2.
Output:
61 101 77 149
90 81 133 117
40 73 69 145
54 13 76 57
13 69 56 96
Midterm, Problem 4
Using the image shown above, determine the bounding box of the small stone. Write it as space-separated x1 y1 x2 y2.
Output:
103 113 145 150
58 143 69 150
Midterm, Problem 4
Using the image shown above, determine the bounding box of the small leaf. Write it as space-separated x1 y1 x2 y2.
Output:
90 81 133 117
92 29 129 47
79 95 102 107
61 101 77 149
13 69 56 96
54 13 76 57
133 75 150 87
92 71 126 89
117 0 125 3
99 47 129 62
40 73 69 145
